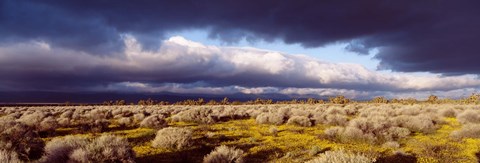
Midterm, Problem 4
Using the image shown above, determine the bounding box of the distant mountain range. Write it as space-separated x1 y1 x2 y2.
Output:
0 91 330 104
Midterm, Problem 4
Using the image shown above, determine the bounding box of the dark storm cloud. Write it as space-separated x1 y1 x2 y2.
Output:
0 36 478 94
1 0 480 74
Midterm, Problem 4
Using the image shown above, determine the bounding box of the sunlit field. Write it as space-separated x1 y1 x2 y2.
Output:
2 101 480 163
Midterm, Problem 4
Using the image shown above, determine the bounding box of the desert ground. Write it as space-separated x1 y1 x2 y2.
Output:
2 103 480 162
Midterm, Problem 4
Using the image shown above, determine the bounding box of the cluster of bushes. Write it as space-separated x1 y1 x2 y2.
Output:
253 105 351 127
152 127 193 150
306 150 375 163
203 145 244 163
451 109 480 139
150 127 245 163
0 117 45 161
41 135 135 163
1 102 479 162
172 106 250 124
0 106 185 133
323 105 446 145
61 93 480 107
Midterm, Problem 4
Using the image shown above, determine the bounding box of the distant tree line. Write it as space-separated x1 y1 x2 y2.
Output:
99 94 480 106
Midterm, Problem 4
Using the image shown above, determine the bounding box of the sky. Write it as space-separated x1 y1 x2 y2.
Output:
1 0 480 100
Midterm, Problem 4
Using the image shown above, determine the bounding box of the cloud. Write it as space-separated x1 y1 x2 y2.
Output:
1 0 480 74
0 35 479 99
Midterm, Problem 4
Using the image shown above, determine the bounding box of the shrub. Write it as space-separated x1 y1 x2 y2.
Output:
384 127 411 141
325 114 348 126
325 116 411 144
401 115 437 134
269 126 278 136
450 124 480 139
213 107 250 122
439 108 456 118
305 150 375 163
290 109 311 117
313 113 348 126
59 110 74 119
133 113 146 122
328 96 351 104
205 132 216 138
111 109 123 117
152 127 193 150
203 145 244 163
17 111 46 127
457 110 480 124
88 109 113 120
69 135 135 163
57 118 71 127
140 115 167 129
371 97 388 103
341 127 375 143
255 112 285 125
0 121 45 161
171 108 216 124
309 146 322 156
382 141 400 148
324 127 344 139
38 116 59 133
0 149 21 163
42 136 89 163
83 119 110 133
117 117 134 128
286 116 312 127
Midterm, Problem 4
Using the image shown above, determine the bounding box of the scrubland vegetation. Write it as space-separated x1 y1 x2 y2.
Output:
2 96 480 162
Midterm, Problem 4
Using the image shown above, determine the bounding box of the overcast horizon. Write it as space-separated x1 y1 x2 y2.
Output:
1 0 480 102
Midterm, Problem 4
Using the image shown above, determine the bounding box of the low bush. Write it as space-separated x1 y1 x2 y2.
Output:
457 110 480 124
133 113 146 122
0 121 45 161
57 118 71 127
324 116 411 144
203 145 244 163
79 119 110 133
439 108 457 118
42 136 89 163
59 110 74 119
382 141 400 149
255 112 285 125
171 108 216 124
286 116 312 127
69 135 135 163
305 150 375 163
450 124 480 139
117 117 134 128
38 116 59 133
399 115 437 134
313 113 348 126
140 115 167 129
0 149 21 163
17 111 47 128
42 135 135 163
309 146 323 156
152 127 193 150
269 126 278 136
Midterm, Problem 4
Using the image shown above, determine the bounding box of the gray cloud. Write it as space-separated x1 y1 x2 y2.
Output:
1 0 480 74
1 36 479 98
